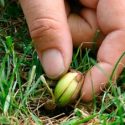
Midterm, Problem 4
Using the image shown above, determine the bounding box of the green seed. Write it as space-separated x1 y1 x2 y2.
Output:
54 72 84 106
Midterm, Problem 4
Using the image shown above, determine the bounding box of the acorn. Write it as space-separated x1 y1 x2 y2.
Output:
54 72 84 106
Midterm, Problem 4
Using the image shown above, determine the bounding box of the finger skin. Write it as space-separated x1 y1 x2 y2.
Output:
80 0 99 8
97 0 125 34
67 1 105 48
82 0 125 101
68 8 98 47
19 0 72 78
82 30 125 101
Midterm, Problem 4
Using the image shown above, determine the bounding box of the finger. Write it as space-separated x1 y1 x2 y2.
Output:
81 0 125 101
68 8 103 48
19 0 72 79
82 30 125 101
80 0 98 9
97 0 125 34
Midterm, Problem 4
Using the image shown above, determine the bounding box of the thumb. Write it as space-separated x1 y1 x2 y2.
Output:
19 0 72 79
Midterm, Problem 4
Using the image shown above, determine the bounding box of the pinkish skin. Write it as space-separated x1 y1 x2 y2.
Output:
19 0 125 101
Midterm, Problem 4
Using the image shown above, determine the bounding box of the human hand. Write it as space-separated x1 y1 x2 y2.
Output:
19 0 125 101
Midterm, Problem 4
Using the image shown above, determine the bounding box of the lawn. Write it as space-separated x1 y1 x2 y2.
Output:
0 1 125 125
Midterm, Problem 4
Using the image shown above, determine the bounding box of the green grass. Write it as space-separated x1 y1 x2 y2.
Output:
0 1 125 125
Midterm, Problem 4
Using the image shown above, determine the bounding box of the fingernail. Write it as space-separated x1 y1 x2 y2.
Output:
41 49 65 79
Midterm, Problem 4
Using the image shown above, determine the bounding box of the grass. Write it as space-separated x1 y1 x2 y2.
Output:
0 0 125 125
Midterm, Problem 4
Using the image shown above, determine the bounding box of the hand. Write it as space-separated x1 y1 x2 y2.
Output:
19 0 125 101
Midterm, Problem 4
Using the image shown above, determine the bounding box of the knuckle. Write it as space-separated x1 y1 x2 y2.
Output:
30 18 61 39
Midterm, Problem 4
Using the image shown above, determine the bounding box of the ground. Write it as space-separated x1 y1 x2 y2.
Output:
0 0 125 125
